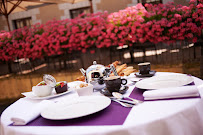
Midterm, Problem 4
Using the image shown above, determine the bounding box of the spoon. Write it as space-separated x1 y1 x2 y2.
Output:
112 92 143 104
111 99 134 108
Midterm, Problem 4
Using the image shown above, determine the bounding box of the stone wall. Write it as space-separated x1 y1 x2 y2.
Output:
96 0 134 13
36 4 64 24
8 8 40 31
0 15 8 31
173 0 190 6
0 0 186 31
58 1 90 20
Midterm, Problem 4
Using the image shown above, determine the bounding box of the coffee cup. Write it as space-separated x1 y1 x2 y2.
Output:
104 76 127 93
138 62 151 75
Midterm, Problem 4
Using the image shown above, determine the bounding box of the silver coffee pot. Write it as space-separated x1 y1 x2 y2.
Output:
80 61 111 90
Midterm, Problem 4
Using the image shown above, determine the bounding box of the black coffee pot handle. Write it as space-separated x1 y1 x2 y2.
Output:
121 79 127 85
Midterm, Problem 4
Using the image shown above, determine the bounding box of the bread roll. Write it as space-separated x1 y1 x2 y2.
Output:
122 66 133 72
107 61 119 68
123 69 136 76
116 64 127 74
112 61 119 68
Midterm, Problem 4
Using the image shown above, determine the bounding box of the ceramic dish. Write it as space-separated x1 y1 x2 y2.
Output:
41 96 111 120
32 81 54 97
74 83 93 96
68 81 85 88
22 88 73 100
135 73 194 90
22 81 84 100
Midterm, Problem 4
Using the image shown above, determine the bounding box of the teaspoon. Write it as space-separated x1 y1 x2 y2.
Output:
112 92 143 104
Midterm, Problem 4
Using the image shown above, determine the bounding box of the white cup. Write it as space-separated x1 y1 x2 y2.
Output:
32 81 53 97
75 83 93 96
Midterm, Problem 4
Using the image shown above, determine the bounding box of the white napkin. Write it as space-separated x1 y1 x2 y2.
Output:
11 100 53 125
143 86 200 100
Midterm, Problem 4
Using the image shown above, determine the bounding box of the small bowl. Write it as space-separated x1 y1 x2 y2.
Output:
75 83 93 96
32 81 53 97
55 81 68 94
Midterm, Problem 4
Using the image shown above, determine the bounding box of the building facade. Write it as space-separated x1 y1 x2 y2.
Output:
0 0 190 31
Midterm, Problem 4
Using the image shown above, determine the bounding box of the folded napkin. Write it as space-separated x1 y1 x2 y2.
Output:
143 86 200 100
11 100 52 125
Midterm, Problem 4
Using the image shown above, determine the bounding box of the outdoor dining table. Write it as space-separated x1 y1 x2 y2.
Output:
1 72 203 135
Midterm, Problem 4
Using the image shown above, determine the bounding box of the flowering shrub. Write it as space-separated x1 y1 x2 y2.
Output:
106 3 148 46
0 31 11 39
0 31 13 61
141 1 203 43
108 1 203 44
0 0 202 62
62 12 109 52
0 12 109 61
108 3 147 26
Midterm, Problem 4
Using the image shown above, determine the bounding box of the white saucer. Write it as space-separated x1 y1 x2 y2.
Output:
135 70 156 77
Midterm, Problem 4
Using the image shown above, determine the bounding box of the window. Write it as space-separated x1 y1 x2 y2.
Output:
70 7 91 19
13 17 32 29
138 0 162 5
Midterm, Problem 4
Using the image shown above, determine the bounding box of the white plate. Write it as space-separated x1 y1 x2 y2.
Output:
22 88 73 100
135 74 194 89
21 81 83 100
41 96 111 120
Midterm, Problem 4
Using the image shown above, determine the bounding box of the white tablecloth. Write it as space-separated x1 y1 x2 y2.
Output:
1 72 203 135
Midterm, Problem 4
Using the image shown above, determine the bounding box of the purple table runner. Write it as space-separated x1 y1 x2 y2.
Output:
24 89 138 126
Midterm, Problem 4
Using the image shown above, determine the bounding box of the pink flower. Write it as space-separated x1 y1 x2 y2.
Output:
174 14 182 18
139 38 145 43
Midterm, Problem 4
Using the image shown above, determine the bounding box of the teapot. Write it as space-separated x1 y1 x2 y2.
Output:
80 61 111 90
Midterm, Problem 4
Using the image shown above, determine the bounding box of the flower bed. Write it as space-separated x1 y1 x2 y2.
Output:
0 0 202 62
